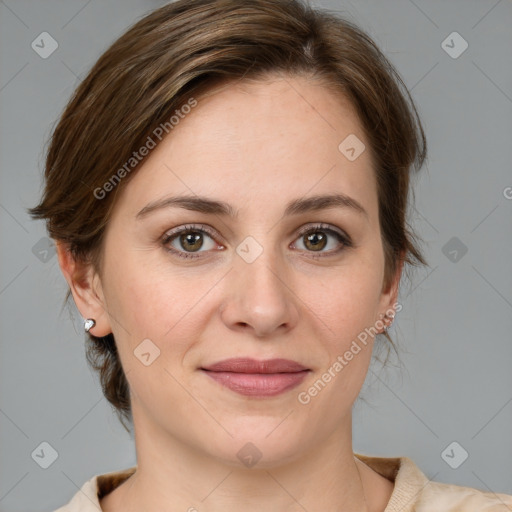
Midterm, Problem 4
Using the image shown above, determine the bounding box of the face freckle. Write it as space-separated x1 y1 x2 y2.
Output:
96 73 398 468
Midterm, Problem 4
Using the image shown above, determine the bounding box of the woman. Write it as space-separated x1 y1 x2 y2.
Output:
29 0 512 510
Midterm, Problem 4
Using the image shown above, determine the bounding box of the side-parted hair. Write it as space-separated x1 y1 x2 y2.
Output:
29 0 428 429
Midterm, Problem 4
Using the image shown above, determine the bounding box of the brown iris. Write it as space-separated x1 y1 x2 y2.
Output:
303 231 327 251
180 231 204 252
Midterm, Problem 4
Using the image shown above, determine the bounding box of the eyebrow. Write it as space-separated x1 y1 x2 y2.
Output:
136 193 368 220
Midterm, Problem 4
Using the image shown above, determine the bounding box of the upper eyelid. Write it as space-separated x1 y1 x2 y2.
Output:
163 224 223 244
295 223 347 238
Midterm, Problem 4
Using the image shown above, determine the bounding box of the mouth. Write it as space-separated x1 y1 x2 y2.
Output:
200 358 311 397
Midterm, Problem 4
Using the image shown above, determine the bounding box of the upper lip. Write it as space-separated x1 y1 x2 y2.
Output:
201 358 309 373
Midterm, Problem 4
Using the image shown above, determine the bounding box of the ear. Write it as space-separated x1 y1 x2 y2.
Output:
376 253 404 333
56 241 112 337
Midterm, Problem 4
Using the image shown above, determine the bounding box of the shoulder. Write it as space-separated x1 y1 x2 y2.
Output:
53 466 136 512
354 452 512 512
415 479 512 511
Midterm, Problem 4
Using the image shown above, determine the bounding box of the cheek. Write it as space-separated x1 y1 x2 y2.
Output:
102 250 223 361
297 262 384 405
299 260 384 346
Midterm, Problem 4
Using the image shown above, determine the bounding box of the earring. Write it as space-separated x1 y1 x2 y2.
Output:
84 318 96 332
383 312 395 332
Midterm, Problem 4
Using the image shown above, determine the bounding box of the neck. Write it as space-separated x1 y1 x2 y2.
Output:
102 411 372 512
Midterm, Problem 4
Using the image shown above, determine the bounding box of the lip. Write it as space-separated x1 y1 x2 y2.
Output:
201 357 309 373
200 358 310 397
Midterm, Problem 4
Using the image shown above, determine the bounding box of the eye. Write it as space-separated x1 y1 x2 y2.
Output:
162 222 352 260
162 224 223 259
292 223 351 256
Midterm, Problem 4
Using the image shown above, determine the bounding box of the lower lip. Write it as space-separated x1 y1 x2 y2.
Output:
201 370 310 397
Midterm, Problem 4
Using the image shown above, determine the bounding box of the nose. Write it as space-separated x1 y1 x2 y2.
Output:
219 248 300 338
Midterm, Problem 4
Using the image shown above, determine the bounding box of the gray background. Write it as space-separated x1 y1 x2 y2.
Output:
1 0 511 510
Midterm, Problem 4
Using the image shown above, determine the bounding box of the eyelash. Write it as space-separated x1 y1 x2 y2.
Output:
161 223 352 260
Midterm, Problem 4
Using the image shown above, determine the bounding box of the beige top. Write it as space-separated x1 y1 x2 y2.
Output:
54 453 512 511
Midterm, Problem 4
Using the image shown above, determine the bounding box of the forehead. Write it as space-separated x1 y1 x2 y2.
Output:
111 74 378 223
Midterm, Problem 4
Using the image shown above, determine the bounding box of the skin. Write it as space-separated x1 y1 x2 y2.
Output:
57 73 401 512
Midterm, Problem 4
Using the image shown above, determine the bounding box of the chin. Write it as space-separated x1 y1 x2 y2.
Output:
205 422 308 469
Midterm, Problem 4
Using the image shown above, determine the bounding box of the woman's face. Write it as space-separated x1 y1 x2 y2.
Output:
82 74 400 466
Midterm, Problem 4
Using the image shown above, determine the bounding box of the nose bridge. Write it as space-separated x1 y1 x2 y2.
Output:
221 234 298 336
240 225 292 282
238 242 280 292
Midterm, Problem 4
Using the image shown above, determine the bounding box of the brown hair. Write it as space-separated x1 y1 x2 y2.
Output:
28 0 428 428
